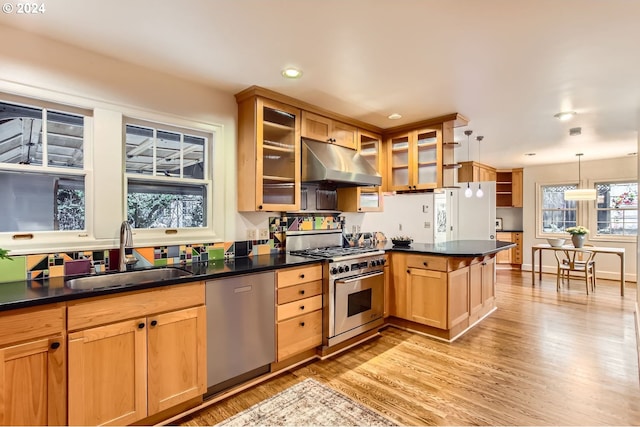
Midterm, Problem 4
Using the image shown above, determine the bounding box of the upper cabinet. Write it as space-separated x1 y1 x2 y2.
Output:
337 130 384 212
301 111 357 150
458 161 497 183
496 168 523 207
386 127 442 192
237 96 301 212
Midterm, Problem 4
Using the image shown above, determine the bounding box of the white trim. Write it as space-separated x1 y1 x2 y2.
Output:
535 180 580 238
588 177 638 243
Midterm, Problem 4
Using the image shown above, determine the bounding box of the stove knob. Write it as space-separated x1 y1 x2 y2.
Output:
338 266 344 273
344 265 350 272
370 260 377 268
331 267 339 275
381 258 386 265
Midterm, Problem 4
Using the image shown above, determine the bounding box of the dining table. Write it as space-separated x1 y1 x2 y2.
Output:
530 243 626 296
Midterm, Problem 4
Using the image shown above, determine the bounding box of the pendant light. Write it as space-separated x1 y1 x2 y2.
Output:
475 136 484 198
464 130 473 198
564 153 597 200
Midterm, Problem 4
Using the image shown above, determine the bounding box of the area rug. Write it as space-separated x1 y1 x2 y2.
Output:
215 378 398 426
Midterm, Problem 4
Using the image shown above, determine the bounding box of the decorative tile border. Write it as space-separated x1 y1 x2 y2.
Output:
1 214 345 283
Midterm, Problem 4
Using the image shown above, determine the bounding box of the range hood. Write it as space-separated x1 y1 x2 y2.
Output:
301 138 382 187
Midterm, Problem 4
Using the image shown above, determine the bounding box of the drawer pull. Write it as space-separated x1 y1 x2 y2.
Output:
50 342 61 350
423 261 428 267
300 322 305 327
300 273 305 279
138 322 145 329
300 305 305 310
150 320 158 327
299 290 305 295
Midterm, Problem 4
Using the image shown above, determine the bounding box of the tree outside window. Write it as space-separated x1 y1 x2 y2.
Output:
595 182 638 237
540 184 577 234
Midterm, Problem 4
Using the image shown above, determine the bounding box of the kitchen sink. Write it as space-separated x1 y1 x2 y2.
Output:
65 267 193 290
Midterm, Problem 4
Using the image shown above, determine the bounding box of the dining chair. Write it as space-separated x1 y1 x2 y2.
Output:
554 249 596 294
561 244 597 292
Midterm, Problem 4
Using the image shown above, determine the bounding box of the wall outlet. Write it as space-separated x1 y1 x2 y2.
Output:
246 229 258 240
258 228 269 240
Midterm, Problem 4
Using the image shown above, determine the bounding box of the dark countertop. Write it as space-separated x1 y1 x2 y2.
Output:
497 229 523 233
0 253 317 313
383 239 516 256
0 240 515 312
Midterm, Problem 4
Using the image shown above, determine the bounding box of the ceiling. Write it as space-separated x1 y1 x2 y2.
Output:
1 0 639 169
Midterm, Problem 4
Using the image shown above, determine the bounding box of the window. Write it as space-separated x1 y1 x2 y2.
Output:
124 121 209 229
540 184 577 234
0 98 88 233
595 182 637 237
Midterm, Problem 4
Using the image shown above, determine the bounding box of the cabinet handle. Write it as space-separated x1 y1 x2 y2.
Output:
300 305 305 310
258 205 263 210
150 320 158 327
50 342 61 350
358 208 362 211
300 322 305 327
299 289 305 295
138 322 145 329
407 269 410 274
423 261 428 267
300 273 305 279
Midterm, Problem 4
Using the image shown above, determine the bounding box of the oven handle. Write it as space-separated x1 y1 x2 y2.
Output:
335 270 384 284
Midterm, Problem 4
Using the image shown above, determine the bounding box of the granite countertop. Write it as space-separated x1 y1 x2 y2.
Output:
383 239 516 256
0 239 515 312
0 253 317 312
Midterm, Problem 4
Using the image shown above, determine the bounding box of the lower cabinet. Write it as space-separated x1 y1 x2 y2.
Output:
275 264 323 361
0 304 66 426
496 232 522 267
390 252 496 337
67 283 206 426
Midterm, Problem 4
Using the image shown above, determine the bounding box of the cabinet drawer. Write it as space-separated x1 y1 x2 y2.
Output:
277 295 322 321
277 264 322 288
0 303 65 347
405 254 448 272
277 310 322 360
277 280 322 304
67 282 205 331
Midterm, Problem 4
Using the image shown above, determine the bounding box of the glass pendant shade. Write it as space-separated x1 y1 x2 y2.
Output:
564 153 596 201
465 182 473 198
564 188 597 200
476 183 484 198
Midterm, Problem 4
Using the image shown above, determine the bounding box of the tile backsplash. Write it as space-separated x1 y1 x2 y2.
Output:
0 214 343 283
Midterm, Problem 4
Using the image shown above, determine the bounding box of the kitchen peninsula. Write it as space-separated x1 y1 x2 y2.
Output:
384 240 515 342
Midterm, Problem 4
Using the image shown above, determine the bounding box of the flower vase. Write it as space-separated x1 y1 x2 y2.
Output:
571 234 586 248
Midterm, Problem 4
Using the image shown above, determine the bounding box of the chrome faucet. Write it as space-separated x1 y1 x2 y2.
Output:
119 221 135 272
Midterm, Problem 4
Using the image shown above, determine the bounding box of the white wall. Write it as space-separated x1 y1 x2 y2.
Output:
0 24 246 245
523 156 637 282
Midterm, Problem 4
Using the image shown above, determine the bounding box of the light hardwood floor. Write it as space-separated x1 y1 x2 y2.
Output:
179 271 640 426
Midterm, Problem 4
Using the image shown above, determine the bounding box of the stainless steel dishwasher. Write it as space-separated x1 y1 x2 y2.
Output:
205 271 275 396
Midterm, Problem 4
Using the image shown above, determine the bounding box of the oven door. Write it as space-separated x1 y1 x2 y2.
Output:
334 270 384 336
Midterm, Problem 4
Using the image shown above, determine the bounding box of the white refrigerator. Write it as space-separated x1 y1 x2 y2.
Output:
456 181 497 240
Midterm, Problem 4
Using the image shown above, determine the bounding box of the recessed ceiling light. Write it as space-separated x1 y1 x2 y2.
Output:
554 111 577 121
524 153 536 156
281 68 302 79
388 113 402 120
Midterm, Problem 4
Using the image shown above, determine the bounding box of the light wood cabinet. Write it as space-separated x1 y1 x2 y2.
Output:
496 168 523 207
383 254 390 318
0 304 66 426
468 256 496 324
386 126 443 192
407 267 448 328
458 161 497 183
496 232 522 267
237 96 301 211
338 130 384 212
389 253 408 319
275 264 323 361
301 111 357 149
67 283 206 426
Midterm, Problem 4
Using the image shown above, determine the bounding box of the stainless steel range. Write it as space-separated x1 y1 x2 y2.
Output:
287 229 386 347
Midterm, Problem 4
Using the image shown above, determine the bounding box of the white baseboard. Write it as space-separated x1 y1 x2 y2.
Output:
635 302 640 384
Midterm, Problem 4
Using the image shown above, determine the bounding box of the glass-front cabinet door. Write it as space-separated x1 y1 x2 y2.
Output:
414 128 442 190
256 99 300 210
337 130 383 212
387 132 412 192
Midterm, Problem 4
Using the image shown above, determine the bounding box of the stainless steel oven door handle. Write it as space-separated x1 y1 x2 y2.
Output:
335 270 384 284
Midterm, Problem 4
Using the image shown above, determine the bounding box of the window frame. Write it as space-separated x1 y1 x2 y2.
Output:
536 181 582 238
0 93 94 251
589 177 637 243
122 116 216 245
